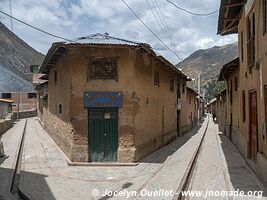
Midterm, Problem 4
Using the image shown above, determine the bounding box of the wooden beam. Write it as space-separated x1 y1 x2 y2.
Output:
224 2 244 8
223 18 240 21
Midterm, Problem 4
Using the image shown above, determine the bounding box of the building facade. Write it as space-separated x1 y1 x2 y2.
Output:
0 92 37 112
218 0 267 186
36 34 190 163
0 98 13 119
186 87 198 131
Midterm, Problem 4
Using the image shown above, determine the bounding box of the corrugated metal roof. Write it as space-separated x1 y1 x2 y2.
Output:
0 98 14 103
64 33 144 46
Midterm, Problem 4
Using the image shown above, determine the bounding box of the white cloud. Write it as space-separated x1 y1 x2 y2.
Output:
0 0 237 64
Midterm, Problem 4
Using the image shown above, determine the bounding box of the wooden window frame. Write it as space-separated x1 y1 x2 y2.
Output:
154 71 160 87
58 104 62 114
246 11 255 68
230 80 233 105
170 79 174 92
54 70 57 84
189 95 191 104
177 82 181 98
28 93 37 99
88 57 118 81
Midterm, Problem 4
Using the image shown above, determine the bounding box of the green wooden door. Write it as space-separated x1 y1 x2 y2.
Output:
88 107 118 162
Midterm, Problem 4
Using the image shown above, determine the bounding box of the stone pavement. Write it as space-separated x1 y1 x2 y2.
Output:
187 119 267 200
1 116 266 200
18 117 209 200
0 119 27 200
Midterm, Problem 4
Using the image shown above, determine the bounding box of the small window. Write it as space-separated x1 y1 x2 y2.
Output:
1 93 11 98
230 80 233 104
54 70 57 83
182 83 185 94
189 95 191 104
88 57 118 80
170 79 174 92
154 71 160 87
28 93 37 99
177 82 181 98
242 90 246 122
58 104 62 114
30 65 39 74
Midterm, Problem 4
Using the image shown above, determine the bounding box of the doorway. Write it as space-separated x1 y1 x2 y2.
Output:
88 107 118 162
249 91 258 162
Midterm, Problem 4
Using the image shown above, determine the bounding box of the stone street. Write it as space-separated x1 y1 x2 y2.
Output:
0 116 266 200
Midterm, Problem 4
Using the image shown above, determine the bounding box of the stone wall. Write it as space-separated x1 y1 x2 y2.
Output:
13 109 37 119
0 114 14 135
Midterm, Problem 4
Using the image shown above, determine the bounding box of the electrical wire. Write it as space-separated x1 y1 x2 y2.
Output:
0 9 73 42
121 0 183 61
153 0 178 54
166 0 219 16
145 0 175 53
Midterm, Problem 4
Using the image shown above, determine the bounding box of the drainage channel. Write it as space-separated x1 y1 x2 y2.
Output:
173 115 210 200
10 119 30 200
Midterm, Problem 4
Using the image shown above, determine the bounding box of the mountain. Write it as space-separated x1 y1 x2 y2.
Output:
176 43 238 97
0 22 44 92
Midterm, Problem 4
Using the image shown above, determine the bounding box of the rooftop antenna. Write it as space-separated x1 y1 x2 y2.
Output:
9 0 13 31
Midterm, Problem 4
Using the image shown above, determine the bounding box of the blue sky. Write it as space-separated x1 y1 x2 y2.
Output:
0 0 237 64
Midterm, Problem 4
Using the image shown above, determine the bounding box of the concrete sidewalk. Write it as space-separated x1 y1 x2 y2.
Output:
18 117 209 200
188 119 266 200
0 119 27 200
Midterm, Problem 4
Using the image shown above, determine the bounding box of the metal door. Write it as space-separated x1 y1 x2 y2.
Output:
249 91 258 162
88 107 118 162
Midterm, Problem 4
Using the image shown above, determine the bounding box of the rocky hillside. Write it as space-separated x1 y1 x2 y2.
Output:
176 43 238 96
0 22 44 92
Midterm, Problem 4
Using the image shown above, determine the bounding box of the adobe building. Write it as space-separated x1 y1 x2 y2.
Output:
0 98 14 118
218 58 240 141
215 89 227 133
36 33 190 163
218 0 267 186
0 92 37 112
186 87 198 132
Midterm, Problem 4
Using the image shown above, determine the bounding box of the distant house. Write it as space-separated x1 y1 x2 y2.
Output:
218 0 267 186
207 98 217 115
0 92 37 112
218 58 239 140
216 89 227 133
0 98 14 119
36 33 191 163
186 87 198 132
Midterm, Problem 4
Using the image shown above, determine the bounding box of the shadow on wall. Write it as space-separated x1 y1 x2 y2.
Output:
0 165 56 200
140 121 204 164
218 134 267 198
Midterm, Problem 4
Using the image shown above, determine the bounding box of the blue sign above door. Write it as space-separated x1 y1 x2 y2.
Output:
84 92 123 108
